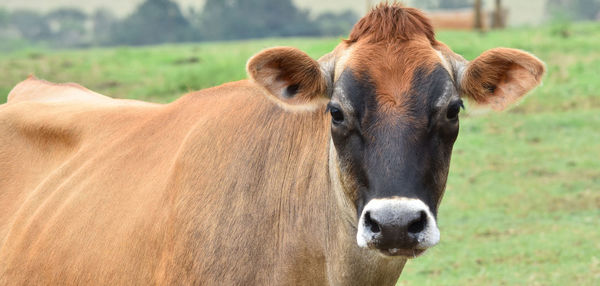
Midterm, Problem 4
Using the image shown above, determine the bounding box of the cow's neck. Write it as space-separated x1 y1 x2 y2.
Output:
324 141 407 285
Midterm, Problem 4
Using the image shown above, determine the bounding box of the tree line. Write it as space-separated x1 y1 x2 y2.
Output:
2 0 599 50
0 0 358 48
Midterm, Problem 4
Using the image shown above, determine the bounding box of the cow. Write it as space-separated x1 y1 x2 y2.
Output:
0 4 544 285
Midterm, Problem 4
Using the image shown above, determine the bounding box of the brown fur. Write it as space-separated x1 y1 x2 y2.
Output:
347 37 440 119
343 3 441 120
347 3 436 46
8 75 107 103
0 78 404 285
247 47 327 107
459 48 545 110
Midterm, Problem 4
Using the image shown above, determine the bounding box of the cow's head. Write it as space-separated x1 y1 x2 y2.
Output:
247 4 544 258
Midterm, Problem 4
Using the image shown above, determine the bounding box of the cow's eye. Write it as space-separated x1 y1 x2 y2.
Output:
327 104 344 125
447 100 464 121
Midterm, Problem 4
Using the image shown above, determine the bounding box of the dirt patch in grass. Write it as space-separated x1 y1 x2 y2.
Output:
96 80 121 89
27 52 44 59
173 56 201 65
547 189 600 212
475 228 519 238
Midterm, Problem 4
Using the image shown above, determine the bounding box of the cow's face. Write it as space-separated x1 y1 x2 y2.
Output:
325 38 461 257
247 5 544 258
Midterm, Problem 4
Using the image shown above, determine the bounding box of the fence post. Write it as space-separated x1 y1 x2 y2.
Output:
474 0 483 31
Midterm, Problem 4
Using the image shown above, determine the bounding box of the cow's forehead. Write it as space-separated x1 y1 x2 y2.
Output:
332 39 454 116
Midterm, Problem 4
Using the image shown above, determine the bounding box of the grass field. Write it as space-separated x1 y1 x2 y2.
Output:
1 23 599 285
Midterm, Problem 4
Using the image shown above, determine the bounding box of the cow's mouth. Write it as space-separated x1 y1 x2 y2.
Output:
378 248 426 258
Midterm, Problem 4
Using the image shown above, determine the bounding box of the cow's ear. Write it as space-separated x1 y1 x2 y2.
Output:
458 48 545 110
247 47 330 108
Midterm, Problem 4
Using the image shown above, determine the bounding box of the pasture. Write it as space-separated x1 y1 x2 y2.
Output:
1 23 599 285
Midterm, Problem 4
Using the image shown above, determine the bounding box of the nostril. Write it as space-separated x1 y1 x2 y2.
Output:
364 211 381 233
407 210 428 234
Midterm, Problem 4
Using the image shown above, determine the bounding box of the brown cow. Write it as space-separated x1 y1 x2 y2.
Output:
0 4 544 285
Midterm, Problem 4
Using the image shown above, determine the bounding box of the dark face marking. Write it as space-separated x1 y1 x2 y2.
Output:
330 65 461 218
328 69 374 209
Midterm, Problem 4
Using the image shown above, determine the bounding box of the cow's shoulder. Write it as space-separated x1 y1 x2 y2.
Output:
7 76 160 108
7 76 113 104
0 77 161 155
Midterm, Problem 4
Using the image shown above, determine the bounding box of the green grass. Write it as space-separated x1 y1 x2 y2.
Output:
1 23 599 285
0 38 339 103
398 109 600 285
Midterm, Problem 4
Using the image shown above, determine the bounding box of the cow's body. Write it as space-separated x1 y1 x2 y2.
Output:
0 78 402 285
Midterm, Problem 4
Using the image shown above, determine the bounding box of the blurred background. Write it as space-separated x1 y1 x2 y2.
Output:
0 0 599 285
0 0 597 49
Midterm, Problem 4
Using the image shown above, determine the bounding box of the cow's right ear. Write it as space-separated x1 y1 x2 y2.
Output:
247 47 330 109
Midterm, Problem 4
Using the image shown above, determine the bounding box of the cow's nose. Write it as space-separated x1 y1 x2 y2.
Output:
364 209 428 248
356 198 440 257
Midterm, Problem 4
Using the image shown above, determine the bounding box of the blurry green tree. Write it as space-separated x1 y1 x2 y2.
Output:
92 9 117 46
0 8 9 28
548 0 600 20
46 8 88 47
9 10 51 41
0 0 360 48
199 0 318 40
314 10 359 37
110 0 195 45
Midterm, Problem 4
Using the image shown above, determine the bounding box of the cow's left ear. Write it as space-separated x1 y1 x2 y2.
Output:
458 48 545 110
247 47 329 108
